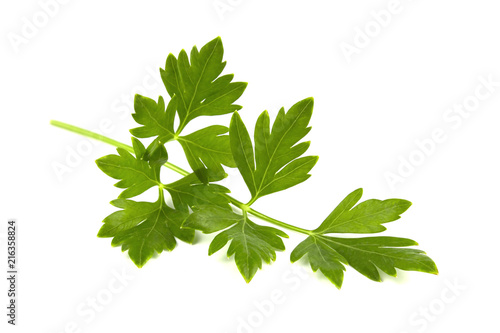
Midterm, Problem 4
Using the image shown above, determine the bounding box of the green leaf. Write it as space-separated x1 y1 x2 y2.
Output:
182 205 239 234
291 188 430 287
314 188 412 234
210 216 288 283
98 195 195 268
178 125 236 183
291 235 438 288
164 173 231 213
131 37 246 183
229 111 257 196
130 95 176 144
184 207 288 283
96 138 161 198
230 98 318 201
160 36 247 132
144 139 169 168
290 235 347 288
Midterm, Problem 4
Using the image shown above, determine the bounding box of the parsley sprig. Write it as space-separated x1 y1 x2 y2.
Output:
51 37 437 288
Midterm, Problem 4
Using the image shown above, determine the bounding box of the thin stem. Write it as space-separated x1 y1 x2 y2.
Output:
50 120 132 151
50 120 190 176
246 207 313 235
50 120 313 236
224 195 311 235
246 197 258 206
175 120 186 136
159 186 165 201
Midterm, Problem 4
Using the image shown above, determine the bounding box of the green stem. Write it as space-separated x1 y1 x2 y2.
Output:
225 193 312 235
50 120 190 176
175 121 186 136
50 120 313 236
248 207 312 235
159 186 165 201
50 120 131 151
246 197 258 206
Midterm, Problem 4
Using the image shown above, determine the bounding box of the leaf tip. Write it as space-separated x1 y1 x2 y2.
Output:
242 274 253 283
426 260 439 275
116 192 130 199
331 280 343 290
133 93 145 104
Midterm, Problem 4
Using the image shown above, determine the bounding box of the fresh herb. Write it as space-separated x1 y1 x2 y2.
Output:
51 37 437 287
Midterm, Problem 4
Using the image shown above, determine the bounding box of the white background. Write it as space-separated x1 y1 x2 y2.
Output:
1 0 499 332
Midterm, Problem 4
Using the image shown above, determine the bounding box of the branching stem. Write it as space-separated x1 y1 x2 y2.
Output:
50 120 190 176
50 120 313 236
